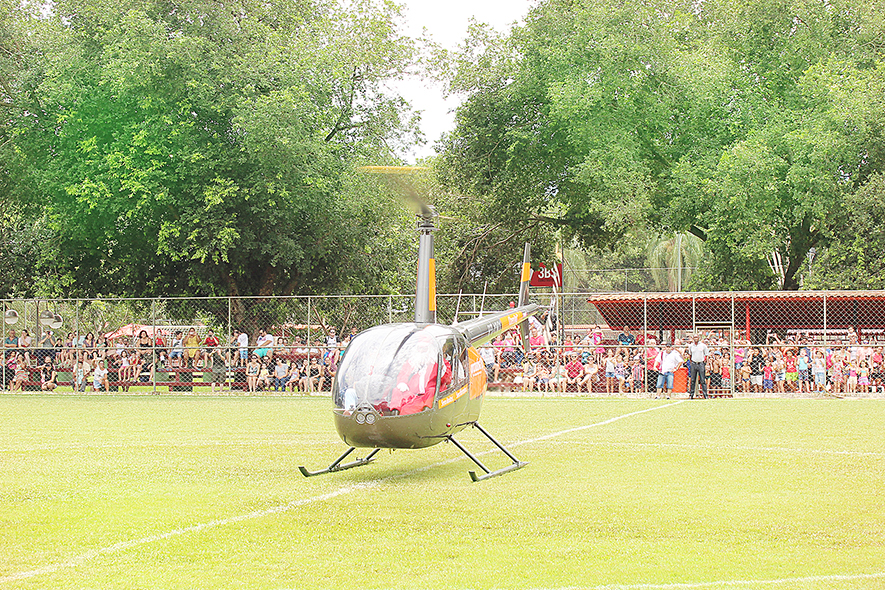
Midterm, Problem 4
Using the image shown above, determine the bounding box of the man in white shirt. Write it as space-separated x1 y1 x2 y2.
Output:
255 329 274 360
688 334 710 399
655 343 685 399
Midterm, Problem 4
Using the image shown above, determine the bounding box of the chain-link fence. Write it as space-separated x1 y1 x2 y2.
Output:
3 292 885 398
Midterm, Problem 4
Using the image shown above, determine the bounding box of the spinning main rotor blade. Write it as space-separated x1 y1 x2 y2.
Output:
358 165 435 219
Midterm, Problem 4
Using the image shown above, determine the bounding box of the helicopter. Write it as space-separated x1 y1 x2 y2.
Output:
299 169 541 481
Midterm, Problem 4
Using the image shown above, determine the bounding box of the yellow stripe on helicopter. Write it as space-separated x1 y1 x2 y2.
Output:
429 258 436 311
438 385 468 409
500 311 524 331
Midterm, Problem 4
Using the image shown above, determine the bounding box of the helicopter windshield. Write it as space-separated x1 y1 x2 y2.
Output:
334 324 450 416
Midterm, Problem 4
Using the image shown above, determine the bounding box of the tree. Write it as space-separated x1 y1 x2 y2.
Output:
8 0 420 301
441 0 885 290
804 174 885 290
646 233 704 292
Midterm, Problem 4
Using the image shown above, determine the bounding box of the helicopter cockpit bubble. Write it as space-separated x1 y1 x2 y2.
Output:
333 324 452 416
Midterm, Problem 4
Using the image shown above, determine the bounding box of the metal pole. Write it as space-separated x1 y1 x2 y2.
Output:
307 296 312 395
152 298 157 395
823 292 827 349
2 299 6 391
33 300 39 364
731 294 735 397
228 297 232 392
307 296 312 349
643 294 648 398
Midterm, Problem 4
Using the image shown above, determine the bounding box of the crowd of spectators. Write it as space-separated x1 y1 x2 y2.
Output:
478 323 885 398
1 325 352 393
4 320 883 398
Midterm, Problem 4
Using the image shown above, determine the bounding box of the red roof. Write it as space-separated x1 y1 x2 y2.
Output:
586 291 885 331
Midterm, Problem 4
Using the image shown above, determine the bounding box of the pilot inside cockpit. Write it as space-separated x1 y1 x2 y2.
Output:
389 337 439 415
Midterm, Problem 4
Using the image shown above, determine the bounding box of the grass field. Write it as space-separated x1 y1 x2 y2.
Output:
1 395 884 590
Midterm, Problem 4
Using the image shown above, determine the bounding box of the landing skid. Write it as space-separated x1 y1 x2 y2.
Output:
298 447 381 477
446 422 527 482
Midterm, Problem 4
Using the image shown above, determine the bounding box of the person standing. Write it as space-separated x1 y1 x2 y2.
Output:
655 343 684 399
688 334 710 399
236 330 250 367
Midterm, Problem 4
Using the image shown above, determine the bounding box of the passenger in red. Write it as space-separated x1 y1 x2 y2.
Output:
391 338 440 415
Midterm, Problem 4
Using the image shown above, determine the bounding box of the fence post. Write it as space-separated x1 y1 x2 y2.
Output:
227 297 232 392
2 299 6 390
731 294 736 397
152 298 157 395
823 292 827 347
643 293 648 398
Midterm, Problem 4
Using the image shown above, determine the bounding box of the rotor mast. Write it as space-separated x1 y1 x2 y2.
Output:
414 208 437 324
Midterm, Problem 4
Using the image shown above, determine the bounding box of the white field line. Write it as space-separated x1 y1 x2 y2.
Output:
525 570 885 589
0 402 682 584
0 484 377 584
511 400 685 448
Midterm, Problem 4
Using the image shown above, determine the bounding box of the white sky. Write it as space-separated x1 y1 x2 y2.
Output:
392 0 537 162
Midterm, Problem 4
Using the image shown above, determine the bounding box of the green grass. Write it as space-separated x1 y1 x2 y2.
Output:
1 396 884 590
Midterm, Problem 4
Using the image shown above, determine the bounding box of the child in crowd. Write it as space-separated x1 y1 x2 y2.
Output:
858 360 870 395
740 362 752 394
846 361 858 395
773 352 785 394
830 355 844 395
604 351 616 395
797 349 810 394
615 354 627 395
762 356 774 393
169 331 184 367
630 356 643 395
812 350 827 394
74 360 87 393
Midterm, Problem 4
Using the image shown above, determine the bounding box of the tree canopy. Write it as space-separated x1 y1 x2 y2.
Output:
3 0 885 298
440 0 885 290
4 0 420 298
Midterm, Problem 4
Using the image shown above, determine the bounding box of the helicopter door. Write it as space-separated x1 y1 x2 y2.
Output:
437 335 468 397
